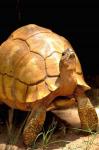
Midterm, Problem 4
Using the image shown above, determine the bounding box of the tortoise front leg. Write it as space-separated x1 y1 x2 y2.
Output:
23 103 46 146
75 86 98 131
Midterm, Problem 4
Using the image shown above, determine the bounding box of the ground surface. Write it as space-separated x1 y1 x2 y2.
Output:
0 88 99 150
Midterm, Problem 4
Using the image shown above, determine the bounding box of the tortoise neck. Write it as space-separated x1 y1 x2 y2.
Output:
58 49 76 96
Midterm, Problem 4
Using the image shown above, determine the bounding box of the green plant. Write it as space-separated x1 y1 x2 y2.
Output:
30 117 58 149
42 118 57 148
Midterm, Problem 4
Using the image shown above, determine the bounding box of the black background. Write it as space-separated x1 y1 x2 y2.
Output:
0 1 99 77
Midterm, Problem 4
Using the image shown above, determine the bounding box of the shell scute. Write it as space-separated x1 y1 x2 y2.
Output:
0 39 29 76
14 80 27 102
26 85 37 103
11 24 51 40
46 52 62 76
37 81 51 100
15 52 46 85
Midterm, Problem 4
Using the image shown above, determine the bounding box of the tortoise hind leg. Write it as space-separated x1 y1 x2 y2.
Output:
75 87 98 131
23 103 46 146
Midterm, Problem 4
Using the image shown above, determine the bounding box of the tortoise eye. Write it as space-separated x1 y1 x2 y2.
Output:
62 52 66 56
62 48 74 57
62 50 67 57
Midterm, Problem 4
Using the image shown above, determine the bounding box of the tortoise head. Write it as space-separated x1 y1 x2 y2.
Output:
58 48 90 96
61 48 76 71
58 48 77 96
59 48 77 79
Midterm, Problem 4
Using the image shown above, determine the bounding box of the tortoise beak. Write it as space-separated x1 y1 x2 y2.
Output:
62 48 75 61
61 48 76 71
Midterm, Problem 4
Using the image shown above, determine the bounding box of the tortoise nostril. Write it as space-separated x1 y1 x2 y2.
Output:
69 52 75 59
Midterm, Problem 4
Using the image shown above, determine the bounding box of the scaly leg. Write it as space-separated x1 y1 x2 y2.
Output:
23 103 46 146
75 87 98 131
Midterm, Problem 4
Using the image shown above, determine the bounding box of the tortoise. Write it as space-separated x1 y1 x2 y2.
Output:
0 24 98 145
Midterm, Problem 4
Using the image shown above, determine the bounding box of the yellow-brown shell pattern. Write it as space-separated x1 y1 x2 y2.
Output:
0 24 67 105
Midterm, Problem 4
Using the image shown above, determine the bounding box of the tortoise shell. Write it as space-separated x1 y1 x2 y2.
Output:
0 24 90 110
